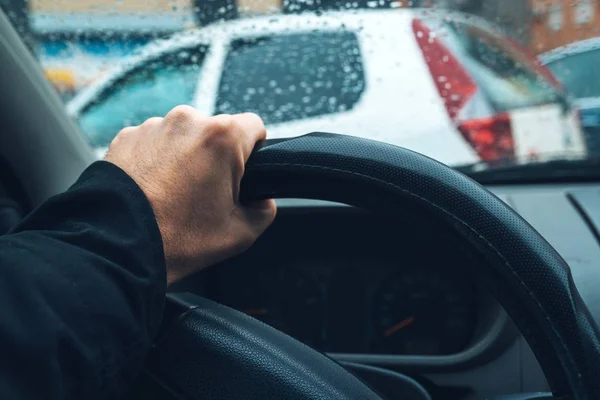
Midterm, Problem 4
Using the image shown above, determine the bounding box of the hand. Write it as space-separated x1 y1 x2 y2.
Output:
104 106 277 285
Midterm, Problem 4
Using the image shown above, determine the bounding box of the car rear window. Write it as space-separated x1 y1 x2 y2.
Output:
215 32 366 125
547 48 600 99
440 20 562 112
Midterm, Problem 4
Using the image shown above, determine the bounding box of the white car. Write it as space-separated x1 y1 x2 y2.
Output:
68 9 586 166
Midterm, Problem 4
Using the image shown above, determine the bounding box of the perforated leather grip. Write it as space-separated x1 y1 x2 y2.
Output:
239 133 600 399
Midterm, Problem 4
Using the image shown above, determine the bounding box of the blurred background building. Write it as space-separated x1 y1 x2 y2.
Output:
530 0 600 53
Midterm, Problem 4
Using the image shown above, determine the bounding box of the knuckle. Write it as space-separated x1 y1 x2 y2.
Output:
106 128 136 159
141 116 163 128
165 105 198 123
111 127 135 144
118 126 136 135
243 112 265 129
241 113 266 139
201 115 238 149
207 114 236 135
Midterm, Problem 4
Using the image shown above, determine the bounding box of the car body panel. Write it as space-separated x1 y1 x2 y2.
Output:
540 36 600 65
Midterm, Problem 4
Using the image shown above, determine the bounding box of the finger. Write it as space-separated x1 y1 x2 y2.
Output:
231 113 267 162
239 198 277 236
165 105 204 136
141 116 164 128
106 126 136 155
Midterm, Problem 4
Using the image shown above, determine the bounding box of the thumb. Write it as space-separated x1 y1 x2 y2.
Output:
239 199 277 237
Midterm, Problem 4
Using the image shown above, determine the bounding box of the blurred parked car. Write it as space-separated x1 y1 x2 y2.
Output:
541 38 600 157
68 10 585 165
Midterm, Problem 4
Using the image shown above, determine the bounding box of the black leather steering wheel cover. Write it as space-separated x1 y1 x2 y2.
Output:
147 133 600 400
144 293 383 400
232 133 600 399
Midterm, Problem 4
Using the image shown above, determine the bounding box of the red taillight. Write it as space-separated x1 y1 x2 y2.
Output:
412 18 477 121
413 19 516 162
458 113 515 162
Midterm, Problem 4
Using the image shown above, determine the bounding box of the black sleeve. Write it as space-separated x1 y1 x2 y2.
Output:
0 161 167 400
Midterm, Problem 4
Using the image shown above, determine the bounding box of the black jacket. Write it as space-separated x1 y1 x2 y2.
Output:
0 161 166 399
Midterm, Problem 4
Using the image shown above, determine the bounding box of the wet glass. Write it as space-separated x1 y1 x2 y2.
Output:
2 0 598 171
546 48 600 100
215 32 365 124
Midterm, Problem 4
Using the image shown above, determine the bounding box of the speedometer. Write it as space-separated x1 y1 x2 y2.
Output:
279 269 325 348
371 267 476 355
219 267 325 349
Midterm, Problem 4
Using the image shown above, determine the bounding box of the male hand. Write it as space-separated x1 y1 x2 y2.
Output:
104 106 277 285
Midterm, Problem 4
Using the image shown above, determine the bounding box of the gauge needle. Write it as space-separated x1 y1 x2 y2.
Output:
384 316 415 337
244 308 268 316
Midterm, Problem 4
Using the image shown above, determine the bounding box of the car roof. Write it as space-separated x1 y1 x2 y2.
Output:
67 8 500 115
101 8 501 63
539 36 600 64
67 10 406 113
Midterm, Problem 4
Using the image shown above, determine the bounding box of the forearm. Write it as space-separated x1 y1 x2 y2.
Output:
0 161 166 399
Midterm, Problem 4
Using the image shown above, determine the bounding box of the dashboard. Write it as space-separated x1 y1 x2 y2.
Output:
202 246 477 356
5 162 600 398
173 207 505 359
170 184 600 399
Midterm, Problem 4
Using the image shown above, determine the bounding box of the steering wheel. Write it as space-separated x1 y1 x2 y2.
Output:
142 133 600 399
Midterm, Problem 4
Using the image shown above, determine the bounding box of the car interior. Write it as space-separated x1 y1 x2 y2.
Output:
3 8 600 400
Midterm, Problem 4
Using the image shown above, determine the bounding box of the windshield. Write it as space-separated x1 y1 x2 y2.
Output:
4 0 598 176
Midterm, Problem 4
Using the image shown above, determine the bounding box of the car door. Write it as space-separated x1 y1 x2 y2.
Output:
76 44 209 152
